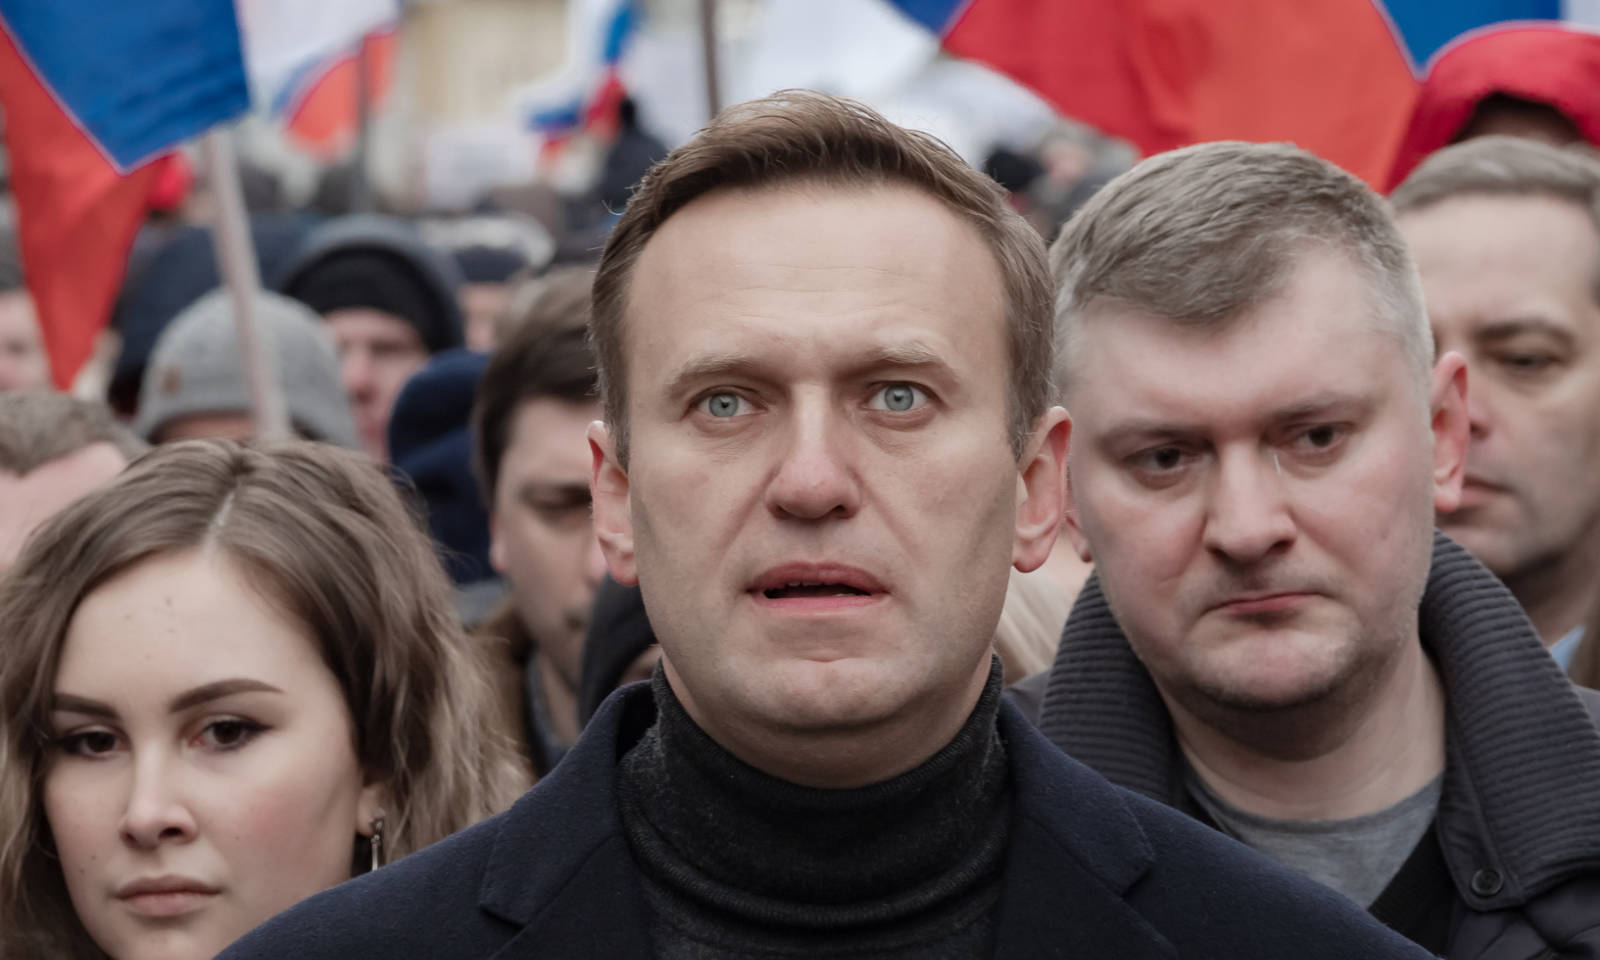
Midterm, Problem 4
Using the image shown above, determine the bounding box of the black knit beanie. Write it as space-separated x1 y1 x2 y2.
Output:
286 250 461 352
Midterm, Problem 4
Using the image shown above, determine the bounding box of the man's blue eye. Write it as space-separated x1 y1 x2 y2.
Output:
873 383 925 412
704 393 743 417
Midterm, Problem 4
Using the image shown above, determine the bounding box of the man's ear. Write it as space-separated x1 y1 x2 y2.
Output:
1429 352 1470 514
1051 404 1092 564
1059 466 1092 563
589 421 638 586
1013 407 1072 572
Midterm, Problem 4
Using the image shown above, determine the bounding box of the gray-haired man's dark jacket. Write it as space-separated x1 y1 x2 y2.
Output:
1013 533 1600 958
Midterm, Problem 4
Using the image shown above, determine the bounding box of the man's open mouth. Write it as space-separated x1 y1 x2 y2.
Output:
762 581 873 600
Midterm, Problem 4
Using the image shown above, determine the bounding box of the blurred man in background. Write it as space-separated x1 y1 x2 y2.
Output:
452 242 530 352
387 348 500 622
133 289 358 448
472 270 605 775
1393 137 1600 677
0 392 146 572
0 233 49 393
278 215 465 461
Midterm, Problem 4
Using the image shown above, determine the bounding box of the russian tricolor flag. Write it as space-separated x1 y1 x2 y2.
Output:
891 0 1600 187
522 0 638 157
0 0 396 389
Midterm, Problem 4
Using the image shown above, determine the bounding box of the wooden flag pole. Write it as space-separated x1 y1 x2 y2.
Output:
699 0 721 120
201 127 290 440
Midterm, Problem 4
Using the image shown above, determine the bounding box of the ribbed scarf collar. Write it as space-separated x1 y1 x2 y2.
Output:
616 657 1011 934
1038 531 1600 911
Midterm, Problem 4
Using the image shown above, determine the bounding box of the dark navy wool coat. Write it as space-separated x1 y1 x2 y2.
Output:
220 686 1432 959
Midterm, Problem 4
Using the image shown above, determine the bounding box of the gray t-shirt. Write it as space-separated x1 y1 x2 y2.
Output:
1187 769 1443 907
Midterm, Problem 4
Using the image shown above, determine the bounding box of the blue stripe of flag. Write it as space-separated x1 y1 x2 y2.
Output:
1379 0 1560 69
884 0 968 35
0 0 250 171
885 0 1568 76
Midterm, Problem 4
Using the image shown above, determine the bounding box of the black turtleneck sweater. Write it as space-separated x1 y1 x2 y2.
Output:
616 659 1012 959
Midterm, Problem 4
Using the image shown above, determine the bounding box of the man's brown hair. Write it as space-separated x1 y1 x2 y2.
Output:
472 305 599 508
0 391 147 475
590 89 1054 466
494 264 595 348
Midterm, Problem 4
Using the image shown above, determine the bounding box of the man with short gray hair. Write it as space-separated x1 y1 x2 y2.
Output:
1393 136 1600 679
1027 140 1600 956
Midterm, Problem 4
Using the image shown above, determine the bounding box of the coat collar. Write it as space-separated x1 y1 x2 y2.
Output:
1038 531 1600 912
475 681 1178 957
477 686 656 956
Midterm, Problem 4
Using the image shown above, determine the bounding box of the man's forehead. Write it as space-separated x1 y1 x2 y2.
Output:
504 397 601 467
1065 260 1402 426
630 181 999 296
624 184 1006 384
0 442 128 569
1403 194 1600 323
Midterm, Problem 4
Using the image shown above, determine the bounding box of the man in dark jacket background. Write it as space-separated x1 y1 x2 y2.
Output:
277 214 466 461
1022 139 1600 956
221 93 1432 960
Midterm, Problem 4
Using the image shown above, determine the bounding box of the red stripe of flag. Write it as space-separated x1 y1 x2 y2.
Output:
0 23 163 388
941 0 1420 186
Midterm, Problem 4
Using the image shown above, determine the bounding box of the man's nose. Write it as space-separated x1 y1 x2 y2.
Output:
1202 447 1296 566
341 349 375 400
765 402 861 521
118 752 198 850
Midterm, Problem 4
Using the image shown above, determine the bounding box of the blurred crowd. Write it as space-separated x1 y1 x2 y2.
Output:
0 21 1599 960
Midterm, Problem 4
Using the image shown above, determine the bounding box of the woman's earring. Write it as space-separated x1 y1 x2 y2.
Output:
369 809 386 872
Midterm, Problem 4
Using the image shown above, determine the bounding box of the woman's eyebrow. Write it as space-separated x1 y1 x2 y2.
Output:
49 693 116 719
50 678 285 719
168 678 284 713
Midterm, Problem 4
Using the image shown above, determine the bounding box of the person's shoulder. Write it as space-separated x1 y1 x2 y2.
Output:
1115 788 1431 956
216 805 516 959
1002 670 1048 726
1574 682 1600 728
1000 707 1429 957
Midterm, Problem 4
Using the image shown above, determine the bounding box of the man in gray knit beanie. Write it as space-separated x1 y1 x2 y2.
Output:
134 289 359 449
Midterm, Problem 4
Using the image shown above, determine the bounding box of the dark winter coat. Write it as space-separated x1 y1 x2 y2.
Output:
1014 532 1600 959
218 682 1433 959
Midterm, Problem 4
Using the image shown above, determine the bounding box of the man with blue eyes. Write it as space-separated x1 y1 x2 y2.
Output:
220 95 1433 960
1025 140 1600 956
1394 137 1600 681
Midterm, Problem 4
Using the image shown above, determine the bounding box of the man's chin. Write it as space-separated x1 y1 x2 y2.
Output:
1179 641 1351 715
743 657 911 731
1194 674 1343 714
